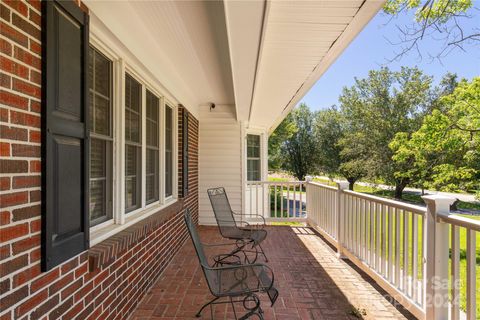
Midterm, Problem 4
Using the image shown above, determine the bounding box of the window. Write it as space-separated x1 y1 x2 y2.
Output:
89 47 113 226
146 90 159 204
125 74 142 212
165 105 173 197
86 35 180 244
247 134 261 181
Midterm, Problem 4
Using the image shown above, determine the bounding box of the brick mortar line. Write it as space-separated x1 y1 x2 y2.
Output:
0 22 42 51
0 44 42 67
0 72 40 90
0 36 42 60
0 229 41 250
0 84 42 102
0 104 42 117
0 137 41 145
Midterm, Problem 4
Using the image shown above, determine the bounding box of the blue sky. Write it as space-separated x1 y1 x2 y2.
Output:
300 9 480 111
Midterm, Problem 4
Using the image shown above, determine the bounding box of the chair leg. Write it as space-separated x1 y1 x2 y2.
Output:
196 296 220 318
257 243 268 262
239 293 263 320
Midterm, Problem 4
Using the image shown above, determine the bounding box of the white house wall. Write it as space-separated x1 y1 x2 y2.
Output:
198 105 243 225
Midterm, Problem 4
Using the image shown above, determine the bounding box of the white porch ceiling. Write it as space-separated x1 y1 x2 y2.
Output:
85 0 235 118
247 0 385 130
85 0 383 126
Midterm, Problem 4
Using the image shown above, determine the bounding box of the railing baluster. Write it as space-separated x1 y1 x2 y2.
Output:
412 213 418 303
395 207 400 287
369 200 374 267
403 210 409 295
293 184 296 218
286 184 290 219
357 197 361 256
274 184 277 218
388 206 393 283
376 202 381 271
381 204 386 276
451 225 460 320
280 184 284 218
466 228 476 320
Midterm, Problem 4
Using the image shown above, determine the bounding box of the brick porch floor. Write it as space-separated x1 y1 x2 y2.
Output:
129 226 417 320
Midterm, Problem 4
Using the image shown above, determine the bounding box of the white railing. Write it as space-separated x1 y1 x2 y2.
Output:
245 181 306 222
305 181 479 320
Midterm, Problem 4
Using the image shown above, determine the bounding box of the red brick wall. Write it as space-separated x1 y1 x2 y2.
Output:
0 1 199 319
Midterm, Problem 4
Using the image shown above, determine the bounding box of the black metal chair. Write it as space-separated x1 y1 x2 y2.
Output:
184 209 278 320
207 187 268 264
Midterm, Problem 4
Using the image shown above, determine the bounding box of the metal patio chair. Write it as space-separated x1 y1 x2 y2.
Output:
184 209 278 320
207 187 268 264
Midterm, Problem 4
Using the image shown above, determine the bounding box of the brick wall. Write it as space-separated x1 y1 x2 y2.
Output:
0 1 200 319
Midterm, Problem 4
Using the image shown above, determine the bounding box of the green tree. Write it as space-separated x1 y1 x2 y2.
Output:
268 112 295 170
391 77 480 193
338 67 433 198
281 103 318 180
314 107 343 179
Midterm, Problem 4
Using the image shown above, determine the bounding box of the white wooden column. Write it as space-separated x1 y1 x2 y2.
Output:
422 195 455 320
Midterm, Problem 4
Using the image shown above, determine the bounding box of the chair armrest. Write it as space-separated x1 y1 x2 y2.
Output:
232 211 266 228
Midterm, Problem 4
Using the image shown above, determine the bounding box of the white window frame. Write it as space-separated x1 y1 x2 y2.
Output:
89 28 179 246
245 132 266 182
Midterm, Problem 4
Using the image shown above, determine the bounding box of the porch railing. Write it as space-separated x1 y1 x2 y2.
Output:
245 180 479 320
245 181 306 222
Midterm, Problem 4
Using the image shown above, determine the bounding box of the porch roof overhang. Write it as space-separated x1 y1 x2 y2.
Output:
84 0 384 129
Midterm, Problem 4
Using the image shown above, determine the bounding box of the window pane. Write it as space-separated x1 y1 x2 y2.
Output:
125 73 142 212
146 149 158 203
146 90 159 147
247 159 260 181
89 46 112 226
95 95 109 136
90 48 111 136
90 139 105 178
90 180 106 221
247 134 260 158
125 73 141 143
125 145 140 211
165 106 173 197
247 134 261 181
94 50 110 97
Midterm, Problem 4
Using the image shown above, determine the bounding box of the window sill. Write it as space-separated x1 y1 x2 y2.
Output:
88 199 183 271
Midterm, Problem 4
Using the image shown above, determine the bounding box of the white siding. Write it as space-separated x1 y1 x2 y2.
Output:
198 105 243 225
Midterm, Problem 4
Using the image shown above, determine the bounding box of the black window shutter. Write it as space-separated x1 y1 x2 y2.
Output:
42 0 89 271
182 109 189 197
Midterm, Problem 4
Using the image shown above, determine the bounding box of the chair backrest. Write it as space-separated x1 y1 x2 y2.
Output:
207 187 238 236
183 209 219 295
184 209 208 267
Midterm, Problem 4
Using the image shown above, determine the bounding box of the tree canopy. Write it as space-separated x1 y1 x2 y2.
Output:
390 77 480 193
269 69 478 199
383 0 479 60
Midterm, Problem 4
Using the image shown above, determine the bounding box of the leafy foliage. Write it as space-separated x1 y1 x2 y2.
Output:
280 104 319 180
391 77 480 192
314 107 343 178
337 67 433 197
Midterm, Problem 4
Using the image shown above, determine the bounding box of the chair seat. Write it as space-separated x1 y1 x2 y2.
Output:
209 265 274 297
223 228 267 246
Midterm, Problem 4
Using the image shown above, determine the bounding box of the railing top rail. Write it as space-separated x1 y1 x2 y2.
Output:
306 181 338 191
438 213 480 231
343 189 427 215
246 181 305 185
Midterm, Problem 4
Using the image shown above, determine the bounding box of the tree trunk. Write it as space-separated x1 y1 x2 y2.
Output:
394 182 407 199
347 178 356 191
